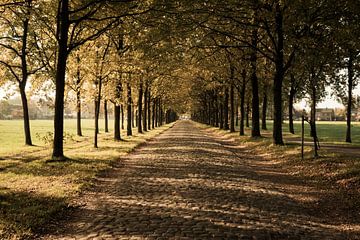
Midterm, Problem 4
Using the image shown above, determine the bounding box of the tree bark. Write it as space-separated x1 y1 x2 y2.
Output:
114 103 121 140
148 89 151 130
94 78 102 148
52 0 69 160
152 99 155 129
246 101 250 128
235 102 239 127
230 84 235 132
219 101 224 129
121 104 125 130
310 74 319 158
289 74 296 134
273 2 285 145
240 70 246 136
19 12 32 146
250 25 261 137
104 100 109 133
127 81 132 136
215 94 219 127
143 83 148 132
224 87 229 130
76 79 82 136
261 87 268 130
346 49 354 143
19 85 32 145
138 80 143 133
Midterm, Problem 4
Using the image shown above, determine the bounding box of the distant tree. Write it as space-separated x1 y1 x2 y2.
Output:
0 0 44 145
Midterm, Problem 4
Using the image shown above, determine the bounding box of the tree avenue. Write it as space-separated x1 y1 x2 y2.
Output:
0 0 359 159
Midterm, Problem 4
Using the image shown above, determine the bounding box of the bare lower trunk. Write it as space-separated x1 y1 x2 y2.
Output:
76 88 82 136
52 0 69 160
250 25 260 137
114 103 121 140
121 104 125 130
94 78 102 148
138 81 143 133
143 84 147 132
272 2 285 145
127 82 132 136
104 100 109 133
311 83 318 158
261 88 267 131
152 99 155 129
20 86 32 145
224 87 229 130
346 49 354 143
230 84 235 132
148 90 151 130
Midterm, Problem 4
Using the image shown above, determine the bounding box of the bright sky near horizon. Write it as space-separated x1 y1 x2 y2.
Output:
0 84 359 110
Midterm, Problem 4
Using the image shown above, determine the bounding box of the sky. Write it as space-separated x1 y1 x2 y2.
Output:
0 84 358 110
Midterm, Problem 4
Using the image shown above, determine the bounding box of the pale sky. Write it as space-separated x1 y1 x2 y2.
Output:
0 84 357 110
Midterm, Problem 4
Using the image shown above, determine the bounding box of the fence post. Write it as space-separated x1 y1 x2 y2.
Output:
301 111 305 160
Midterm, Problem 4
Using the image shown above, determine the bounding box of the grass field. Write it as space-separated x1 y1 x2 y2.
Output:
239 120 360 145
0 119 174 239
0 119 116 155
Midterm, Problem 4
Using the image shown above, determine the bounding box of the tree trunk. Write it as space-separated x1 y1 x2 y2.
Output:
143 83 148 132
250 25 261 137
240 70 246 136
127 82 132 136
215 94 219 127
19 14 32 146
289 75 296 134
19 85 32 145
52 0 69 160
76 83 82 136
152 99 155 129
104 100 109 133
148 89 151 130
273 2 285 145
246 101 250 128
114 103 121 140
235 102 239 127
76 55 82 136
219 101 224 129
261 87 267 130
230 84 235 132
94 78 102 148
310 77 319 158
346 49 354 143
138 80 143 133
224 87 229 130
121 104 125 130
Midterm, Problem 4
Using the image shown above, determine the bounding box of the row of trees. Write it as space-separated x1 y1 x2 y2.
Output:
181 0 360 152
0 0 359 160
0 0 185 160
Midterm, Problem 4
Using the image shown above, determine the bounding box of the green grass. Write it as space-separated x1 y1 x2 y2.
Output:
0 119 174 239
237 120 360 145
0 119 115 155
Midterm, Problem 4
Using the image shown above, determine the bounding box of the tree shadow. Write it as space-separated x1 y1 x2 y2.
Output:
46 121 360 239
0 187 70 239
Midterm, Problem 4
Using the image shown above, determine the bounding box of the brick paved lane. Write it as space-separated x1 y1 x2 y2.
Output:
45 120 359 240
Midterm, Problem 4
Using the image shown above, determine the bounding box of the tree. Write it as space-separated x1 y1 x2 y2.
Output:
0 0 43 145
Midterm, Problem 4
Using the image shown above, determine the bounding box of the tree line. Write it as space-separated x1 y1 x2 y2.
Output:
0 0 359 160
181 0 359 155
0 0 183 160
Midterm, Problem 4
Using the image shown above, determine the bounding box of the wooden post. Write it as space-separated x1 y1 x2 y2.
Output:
301 111 305 160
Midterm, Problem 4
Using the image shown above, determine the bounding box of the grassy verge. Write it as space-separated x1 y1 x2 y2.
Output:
0 121 175 239
197 123 360 199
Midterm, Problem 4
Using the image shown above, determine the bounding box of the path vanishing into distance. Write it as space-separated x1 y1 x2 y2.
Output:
44 120 360 240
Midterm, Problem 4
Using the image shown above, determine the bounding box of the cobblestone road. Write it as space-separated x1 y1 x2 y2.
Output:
45 120 360 240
